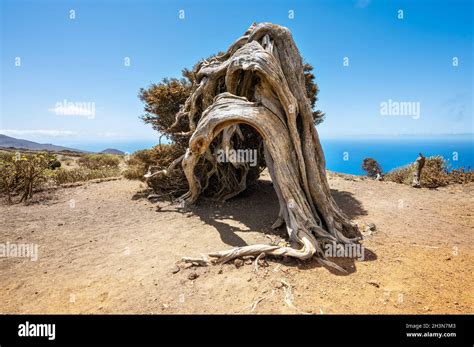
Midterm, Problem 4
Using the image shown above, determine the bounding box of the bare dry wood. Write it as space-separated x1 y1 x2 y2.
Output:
153 23 360 266
412 153 426 188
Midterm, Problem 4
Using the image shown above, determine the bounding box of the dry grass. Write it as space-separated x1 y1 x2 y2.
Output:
51 167 121 185
78 154 121 170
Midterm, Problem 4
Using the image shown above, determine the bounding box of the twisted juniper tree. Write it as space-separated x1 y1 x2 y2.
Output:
145 23 359 268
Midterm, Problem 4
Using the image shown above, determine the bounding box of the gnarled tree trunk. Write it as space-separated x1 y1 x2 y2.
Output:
153 23 360 268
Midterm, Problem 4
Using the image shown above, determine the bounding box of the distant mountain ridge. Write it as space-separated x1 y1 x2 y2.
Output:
100 148 125 155
0 134 88 152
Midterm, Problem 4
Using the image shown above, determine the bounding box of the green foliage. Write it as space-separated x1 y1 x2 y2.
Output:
0 152 58 203
139 77 193 145
78 154 120 170
362 158 383 178
303 63 325 126
49 159 62 170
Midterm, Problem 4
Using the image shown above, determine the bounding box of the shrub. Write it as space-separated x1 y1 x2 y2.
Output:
51 167 120 185
362 158 382 179
447 168 474 184
123 144 188 197
49 159 62 170
123 144 185 181
0 152 58 203
385 155 474 188
78 154 120 170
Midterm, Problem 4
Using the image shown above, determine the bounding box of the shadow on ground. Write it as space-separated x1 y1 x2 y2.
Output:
134 178 376 274
331 189 368 219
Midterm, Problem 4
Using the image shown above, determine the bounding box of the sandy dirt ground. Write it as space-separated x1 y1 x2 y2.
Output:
1 172 473 314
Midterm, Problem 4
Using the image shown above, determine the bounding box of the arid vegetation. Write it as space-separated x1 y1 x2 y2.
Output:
0 152 58 203
77 154 121 170
51 167 120 185
384 155 474 188
0 150 122 203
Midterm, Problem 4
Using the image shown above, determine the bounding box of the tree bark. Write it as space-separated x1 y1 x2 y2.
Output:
157 23 360 266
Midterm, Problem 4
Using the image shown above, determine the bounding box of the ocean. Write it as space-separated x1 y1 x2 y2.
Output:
69 135 473 176
320 136 473 175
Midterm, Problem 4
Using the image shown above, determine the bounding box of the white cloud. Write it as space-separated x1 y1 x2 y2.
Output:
0 129 79 137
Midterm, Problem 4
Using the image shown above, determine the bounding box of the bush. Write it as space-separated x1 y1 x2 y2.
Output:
362 158 382 179
49 159 62 170
123 144 184 181
0 152 58 203
51 167 120 185
78 154 120 170
384 156 474 188
447 168 474 184
123 144 188 197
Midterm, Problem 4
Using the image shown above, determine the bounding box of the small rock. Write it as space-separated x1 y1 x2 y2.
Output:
367 280 380 288
234 259 244 268
275 282 283 289
218 268 223 274
188 272 199 280
445 257 451 261
57 223 64 226
171 266 180 274
423 306 431 312
244 259 252 265
183 263 193 269
367 223 376 231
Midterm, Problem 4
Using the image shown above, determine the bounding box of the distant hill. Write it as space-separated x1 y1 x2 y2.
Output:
0 134 86 153
100 148 125 155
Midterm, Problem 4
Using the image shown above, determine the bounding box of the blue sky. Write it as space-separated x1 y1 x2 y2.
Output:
0 0 472 147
